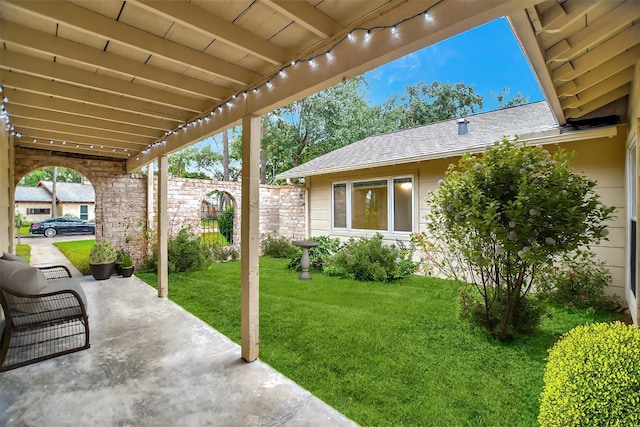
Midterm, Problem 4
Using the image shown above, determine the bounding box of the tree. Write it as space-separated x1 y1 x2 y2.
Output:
418 138 614 340
493 88 529 109
238 75 387 184
383 81 483 129
19 167 84 186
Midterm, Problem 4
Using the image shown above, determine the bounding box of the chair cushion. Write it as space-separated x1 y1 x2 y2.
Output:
0 259 47 295
1 252 28 264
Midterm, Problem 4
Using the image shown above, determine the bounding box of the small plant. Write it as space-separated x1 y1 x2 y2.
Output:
120 253 133 268
324 233 418 282
209 244 239 263
89 240 117 264
288 235 342 272
535 250 617 311
261 233 300 259
539 322 640 426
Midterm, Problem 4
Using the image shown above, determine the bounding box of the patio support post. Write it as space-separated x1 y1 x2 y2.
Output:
147 162 154 238
157 155 168 298
241 114 260 362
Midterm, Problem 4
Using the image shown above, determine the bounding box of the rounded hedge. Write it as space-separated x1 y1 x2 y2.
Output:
539 322 640 427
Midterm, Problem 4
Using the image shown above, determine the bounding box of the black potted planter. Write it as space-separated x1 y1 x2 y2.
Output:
121 266 134 278
90 262 115 281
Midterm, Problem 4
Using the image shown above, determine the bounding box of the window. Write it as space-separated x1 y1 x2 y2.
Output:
332 176 414 233
80 205 89 220
27 208 50 215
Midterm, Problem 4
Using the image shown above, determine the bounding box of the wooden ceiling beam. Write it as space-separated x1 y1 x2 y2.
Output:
0 21 228 100
14 143 133 159
7 104 162 137
546 1 639 63
564 84 630 118
0 51 210 112
15 127 147 151
11 117 156 144
1 72 193 121
539 1 600 34
551 24 640 82
261 0 343 38
561 67 635 109
556 46 640 96
7 91 177 130
4 0 260 85
131 0 289 66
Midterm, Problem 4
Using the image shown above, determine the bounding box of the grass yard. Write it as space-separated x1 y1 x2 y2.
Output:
54 239 95 275
137 257 621 426
15 244 30 263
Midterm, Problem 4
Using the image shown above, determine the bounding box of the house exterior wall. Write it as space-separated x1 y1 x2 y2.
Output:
307 135 626 299
15 201 96 222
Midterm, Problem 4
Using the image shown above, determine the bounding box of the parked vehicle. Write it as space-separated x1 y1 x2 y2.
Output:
29 217 95 237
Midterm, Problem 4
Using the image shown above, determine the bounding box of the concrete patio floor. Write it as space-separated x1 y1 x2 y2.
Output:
1 268 357 426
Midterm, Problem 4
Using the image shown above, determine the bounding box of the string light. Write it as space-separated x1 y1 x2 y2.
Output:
3 1 444 159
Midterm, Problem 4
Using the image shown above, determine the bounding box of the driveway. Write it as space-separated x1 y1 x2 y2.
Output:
16 234 94 277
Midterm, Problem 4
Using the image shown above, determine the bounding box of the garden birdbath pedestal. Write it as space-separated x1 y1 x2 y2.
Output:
293 240 319 280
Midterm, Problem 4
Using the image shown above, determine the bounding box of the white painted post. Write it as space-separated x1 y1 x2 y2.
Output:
241 114 260 362
157 155 168 298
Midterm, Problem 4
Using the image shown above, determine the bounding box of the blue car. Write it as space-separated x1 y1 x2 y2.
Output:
29 217 95 238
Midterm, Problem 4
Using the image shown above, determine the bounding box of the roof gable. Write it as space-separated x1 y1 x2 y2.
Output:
35 181 96 203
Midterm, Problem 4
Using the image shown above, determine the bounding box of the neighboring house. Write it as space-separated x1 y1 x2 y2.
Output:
15 181 96 222
276 101 626 300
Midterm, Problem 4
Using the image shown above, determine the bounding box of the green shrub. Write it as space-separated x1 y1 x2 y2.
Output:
89 240 117 264
168 227 207 273
536 250 616 311
218 207 234 244
261 233 300 259
288 235 342 272
539 322 640 427
459 288 544 338
148 227 207 273
324 233 418 282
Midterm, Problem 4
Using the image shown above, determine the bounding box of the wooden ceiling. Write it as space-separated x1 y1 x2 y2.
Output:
511 0 640 124
0 0 637 172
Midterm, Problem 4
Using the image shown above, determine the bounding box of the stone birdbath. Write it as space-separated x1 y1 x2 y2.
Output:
292 240 319 280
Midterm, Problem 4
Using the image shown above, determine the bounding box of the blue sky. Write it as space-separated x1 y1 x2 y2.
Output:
363 17 544 111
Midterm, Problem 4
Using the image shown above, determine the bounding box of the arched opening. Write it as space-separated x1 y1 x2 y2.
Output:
201 190 235 246
14 166 96 239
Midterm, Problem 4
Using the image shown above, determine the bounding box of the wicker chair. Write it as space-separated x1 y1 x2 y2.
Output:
0 264 90 372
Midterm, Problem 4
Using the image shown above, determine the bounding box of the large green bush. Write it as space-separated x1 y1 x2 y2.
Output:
422 138 614 339
148 227 207 273
539 322 640 427
536 250 617 311
324 234 418 282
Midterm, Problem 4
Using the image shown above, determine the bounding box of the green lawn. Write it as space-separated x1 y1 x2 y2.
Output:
54 239 95 275
136 258 621 426
15 244 30 263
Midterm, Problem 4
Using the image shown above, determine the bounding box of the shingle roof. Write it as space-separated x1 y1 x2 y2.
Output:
15 186 53 203
276 101 560 179
36 181 95 203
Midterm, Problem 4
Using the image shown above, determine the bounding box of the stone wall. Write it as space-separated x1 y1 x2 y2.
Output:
154 178 307 243
14 148 307 265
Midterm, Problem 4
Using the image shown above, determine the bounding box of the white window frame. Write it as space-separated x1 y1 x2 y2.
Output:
627 137 638 324
331 175 414 234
